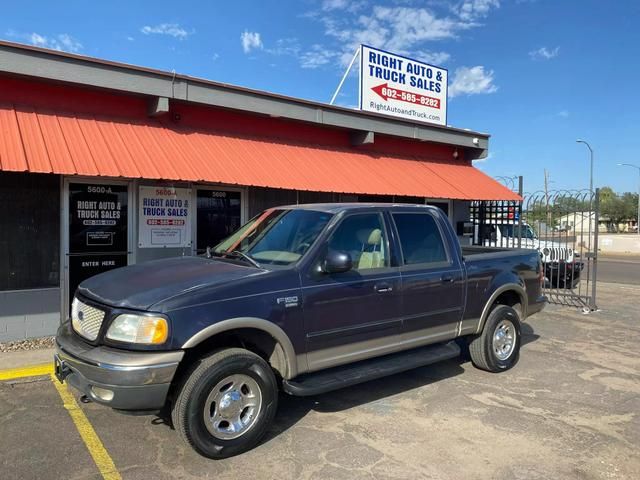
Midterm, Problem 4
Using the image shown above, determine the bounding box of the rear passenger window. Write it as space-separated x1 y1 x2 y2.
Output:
393 213 448 265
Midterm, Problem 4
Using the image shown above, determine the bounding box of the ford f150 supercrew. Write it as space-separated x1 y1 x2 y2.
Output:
54 203 546 458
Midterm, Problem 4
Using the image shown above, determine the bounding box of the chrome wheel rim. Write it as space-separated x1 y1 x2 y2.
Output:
492 319 516 361
203 374 262 440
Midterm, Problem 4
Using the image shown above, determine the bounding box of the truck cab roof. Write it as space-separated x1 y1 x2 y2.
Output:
275 202 440 214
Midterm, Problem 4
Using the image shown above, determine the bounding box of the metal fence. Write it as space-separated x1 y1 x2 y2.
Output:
471 185 599 312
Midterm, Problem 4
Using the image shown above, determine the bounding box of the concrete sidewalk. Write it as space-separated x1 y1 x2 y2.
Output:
0 348 55 370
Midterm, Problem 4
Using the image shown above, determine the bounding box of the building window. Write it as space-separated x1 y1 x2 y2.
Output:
0 172 60 291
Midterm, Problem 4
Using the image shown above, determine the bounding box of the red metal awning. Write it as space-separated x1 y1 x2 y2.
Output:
0 103 520 201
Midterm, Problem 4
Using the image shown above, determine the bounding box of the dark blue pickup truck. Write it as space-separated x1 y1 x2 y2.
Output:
55 203 545 458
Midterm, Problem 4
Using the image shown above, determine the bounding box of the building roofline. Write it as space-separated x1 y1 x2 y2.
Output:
0 40 489 159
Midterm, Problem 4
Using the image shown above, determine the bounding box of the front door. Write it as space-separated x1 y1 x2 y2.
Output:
66 182 129 310
391 211 464 345
196 189 243 254
301 211 402 372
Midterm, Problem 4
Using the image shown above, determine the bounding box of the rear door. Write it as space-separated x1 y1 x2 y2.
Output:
391 211 464 346
300 211 402 372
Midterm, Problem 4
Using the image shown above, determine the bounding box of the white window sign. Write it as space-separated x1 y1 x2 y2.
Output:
139 186 192 248
360 45 448 126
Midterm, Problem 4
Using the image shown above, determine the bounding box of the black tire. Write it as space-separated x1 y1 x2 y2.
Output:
171 348 278 459
468 305 521 372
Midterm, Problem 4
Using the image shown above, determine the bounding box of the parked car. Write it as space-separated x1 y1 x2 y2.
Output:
55 203 546 458
476 221 584 288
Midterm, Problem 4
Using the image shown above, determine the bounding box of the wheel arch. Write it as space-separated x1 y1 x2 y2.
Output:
181 317 299 379
475 284 527 334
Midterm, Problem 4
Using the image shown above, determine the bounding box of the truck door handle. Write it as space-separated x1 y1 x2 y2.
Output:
374 283 393 293
441 275 454 283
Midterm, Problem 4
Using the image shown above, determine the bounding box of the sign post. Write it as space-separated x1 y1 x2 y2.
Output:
359 45 448 126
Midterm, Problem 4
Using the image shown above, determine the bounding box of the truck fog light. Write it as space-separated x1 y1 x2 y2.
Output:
91 386 114 402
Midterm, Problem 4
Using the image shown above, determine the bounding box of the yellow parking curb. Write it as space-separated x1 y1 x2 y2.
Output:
51 374 122 480
0 363 53 381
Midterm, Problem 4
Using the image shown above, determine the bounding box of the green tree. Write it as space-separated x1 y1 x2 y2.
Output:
599 187 639 231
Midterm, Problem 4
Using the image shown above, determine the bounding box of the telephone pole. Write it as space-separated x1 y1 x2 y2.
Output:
544 169 551 227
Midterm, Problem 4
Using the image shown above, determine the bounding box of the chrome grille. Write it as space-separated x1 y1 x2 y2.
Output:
71 297 106 341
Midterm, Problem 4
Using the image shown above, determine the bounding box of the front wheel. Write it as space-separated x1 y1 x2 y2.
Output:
468 305 521 372
171 348 278 459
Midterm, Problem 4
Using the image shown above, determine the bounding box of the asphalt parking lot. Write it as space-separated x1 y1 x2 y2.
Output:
1 281 639 480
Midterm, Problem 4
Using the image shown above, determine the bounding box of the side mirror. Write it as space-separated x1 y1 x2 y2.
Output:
322 250 352 274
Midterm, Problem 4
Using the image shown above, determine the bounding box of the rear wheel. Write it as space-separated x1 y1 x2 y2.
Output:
171 348 278 459
468 305 521 372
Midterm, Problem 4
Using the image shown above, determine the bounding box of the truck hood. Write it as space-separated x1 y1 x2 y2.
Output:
77 256 264 310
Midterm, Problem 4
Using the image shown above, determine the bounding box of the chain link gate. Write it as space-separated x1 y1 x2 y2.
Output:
471 184 599 311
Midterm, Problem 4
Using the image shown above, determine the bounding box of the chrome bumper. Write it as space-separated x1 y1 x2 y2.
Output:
55 322 184 411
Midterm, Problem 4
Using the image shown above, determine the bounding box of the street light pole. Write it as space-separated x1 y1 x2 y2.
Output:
576 139 594 193
617 163 640 235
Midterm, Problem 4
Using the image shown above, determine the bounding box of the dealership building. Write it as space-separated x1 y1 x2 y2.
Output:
0 41 519 341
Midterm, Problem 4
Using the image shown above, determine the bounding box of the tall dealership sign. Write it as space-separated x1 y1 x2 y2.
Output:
360 45 448 126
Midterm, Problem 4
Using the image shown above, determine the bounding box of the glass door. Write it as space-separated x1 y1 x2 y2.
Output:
196 189 242 254
66 182 129 309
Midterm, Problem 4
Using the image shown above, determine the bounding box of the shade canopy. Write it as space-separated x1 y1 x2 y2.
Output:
0 103 520 201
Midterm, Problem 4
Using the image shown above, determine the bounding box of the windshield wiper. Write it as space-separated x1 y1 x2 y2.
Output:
206 246 261 268
225 250 262 269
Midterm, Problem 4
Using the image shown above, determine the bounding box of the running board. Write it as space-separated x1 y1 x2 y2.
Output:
283 341 461 396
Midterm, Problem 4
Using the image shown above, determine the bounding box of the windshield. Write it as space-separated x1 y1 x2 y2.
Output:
213 209 333 266
498 224 537 240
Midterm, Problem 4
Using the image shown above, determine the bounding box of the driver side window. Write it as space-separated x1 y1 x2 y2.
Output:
328 213 388 271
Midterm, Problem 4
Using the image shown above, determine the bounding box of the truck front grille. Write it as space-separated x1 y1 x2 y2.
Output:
71 297 106 341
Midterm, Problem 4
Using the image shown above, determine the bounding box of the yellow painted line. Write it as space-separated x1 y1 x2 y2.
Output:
0 363 53 381
51 374 122 480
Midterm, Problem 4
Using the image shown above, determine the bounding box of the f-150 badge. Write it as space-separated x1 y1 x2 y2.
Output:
277 296 299 308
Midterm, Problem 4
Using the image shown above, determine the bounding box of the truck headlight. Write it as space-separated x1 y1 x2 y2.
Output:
106 314 168 344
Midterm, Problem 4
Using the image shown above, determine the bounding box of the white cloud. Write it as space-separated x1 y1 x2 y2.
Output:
449 66 497 97
140 23 191 39
557 110 569 118
25 32 83 52
294 2 498 75
212 53 220 62
529 46 560 60
265 37 301 56
412 50 451 66
322 0 347 10
454 0 500 22
241 30 263 53
366 6 465 47
299 44 339 69
321 0 365 12
316 4 495 68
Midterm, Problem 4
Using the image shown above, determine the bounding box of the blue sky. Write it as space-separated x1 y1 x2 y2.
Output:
2 0 639 195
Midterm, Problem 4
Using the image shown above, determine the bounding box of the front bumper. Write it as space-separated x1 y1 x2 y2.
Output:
543 260 584 289
55 322 184 411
